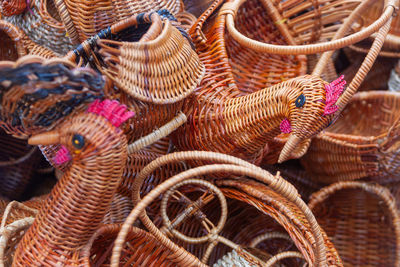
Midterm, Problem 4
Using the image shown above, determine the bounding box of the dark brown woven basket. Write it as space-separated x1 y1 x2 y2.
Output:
0 130 39 200
301 91 400 183
309 181 400 266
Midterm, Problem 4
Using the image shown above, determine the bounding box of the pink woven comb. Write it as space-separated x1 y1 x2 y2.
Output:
87 99 135 127
323 75 346 116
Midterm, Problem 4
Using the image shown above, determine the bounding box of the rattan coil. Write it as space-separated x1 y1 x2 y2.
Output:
301 91 400 183
0 20 26 60
0 0 26 17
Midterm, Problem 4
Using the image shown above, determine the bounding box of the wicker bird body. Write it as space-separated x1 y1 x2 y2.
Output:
12 99 132 266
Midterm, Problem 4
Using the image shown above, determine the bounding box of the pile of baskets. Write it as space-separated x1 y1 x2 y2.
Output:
0 0 400 266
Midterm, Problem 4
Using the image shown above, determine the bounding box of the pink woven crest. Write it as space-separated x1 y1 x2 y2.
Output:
53 145 71 165
323 75 346 116
87 99 135 127
280 118 292 133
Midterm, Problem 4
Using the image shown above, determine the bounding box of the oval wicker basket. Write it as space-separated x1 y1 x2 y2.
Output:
301 91 400 183
309 181 400 267
113 151 343 267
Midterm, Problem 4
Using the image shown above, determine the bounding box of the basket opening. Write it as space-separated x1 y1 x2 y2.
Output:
0 131 32 161
312 188 397 266
0 31 18 61
326 94 400 136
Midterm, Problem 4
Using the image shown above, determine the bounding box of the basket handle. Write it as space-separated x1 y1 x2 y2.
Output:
111 151 328 267
222 0 397 55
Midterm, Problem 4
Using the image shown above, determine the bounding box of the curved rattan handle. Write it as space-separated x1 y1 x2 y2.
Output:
264 251 305 267
113 151 328 267
222 0 397 55
0 20 26 58
309 181 400 267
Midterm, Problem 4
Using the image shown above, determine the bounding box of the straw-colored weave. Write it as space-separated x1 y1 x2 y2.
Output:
302 91 400 183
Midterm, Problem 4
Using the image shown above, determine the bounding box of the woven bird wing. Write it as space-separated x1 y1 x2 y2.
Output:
0 56 104 139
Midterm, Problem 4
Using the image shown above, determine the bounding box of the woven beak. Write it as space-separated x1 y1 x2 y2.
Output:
28 131 60 145
278 134 301 163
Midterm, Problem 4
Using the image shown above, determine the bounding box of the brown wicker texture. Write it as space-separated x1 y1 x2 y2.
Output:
301 91 400 184
309 181 400 267
0 20 26 61
0 130 40 200
0 0 27 17
220 0 396 55
80 223 199 266
98 15 204 104
263 162 323 202
0 56 104 139
3 0 73 56
12 99 130 266
173 0 393 165
348 0 400 56
0 201 37 267
60 12 203 145
53 0 182 43
113 151 343 267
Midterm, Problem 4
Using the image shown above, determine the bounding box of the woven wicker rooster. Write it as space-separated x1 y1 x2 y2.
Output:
12 99 133 266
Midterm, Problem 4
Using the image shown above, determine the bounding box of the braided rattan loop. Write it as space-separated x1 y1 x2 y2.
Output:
265 251 306 267
113 151 327 267
160 179 228 244
249 232 292 248
224 0 397 55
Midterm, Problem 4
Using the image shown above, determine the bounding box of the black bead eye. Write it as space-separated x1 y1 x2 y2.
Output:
295 94 306 108
72 134 85 149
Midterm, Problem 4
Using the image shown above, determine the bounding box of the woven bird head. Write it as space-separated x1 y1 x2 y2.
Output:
28 99 134 164
278 75 346 163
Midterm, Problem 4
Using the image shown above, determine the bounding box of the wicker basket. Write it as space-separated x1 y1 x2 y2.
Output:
0 130 39 200
309 181 400 266
53 0 182 43
2 0 74 56
301 91 400 183
113 151 343 267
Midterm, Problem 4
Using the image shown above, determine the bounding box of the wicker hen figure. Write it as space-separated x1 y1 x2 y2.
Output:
12 99 133 266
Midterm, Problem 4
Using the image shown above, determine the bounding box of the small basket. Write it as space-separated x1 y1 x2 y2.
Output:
309 181 400 266
0 130 39 200
301 91 400 183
